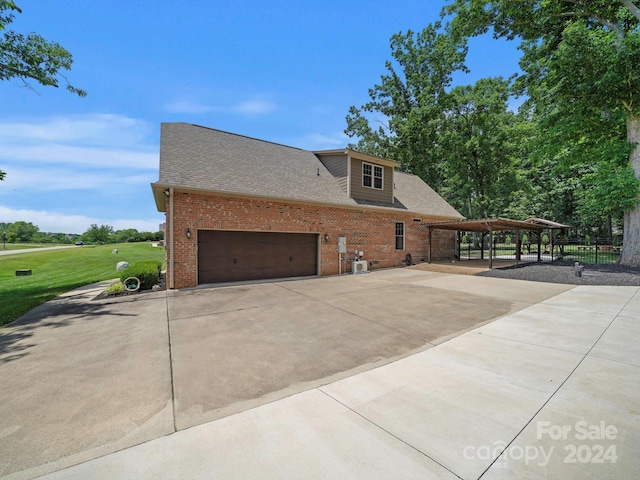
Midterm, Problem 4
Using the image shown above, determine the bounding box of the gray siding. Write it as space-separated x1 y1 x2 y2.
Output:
350 159 394 203
317 154 348 194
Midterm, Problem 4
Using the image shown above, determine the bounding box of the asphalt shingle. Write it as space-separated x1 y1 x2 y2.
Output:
156 123 462 219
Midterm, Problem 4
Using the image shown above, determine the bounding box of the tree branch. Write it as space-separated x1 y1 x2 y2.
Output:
558 6 625 45
619 0 640 22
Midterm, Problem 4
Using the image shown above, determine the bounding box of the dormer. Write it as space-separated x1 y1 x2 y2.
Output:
314 149 399 205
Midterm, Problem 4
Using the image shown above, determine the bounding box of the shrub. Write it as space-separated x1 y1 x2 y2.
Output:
120 260 162 290
105 281 125 296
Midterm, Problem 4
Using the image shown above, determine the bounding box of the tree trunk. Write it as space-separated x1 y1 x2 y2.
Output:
620 113 640 266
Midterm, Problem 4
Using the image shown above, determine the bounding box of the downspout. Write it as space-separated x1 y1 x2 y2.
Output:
169 187 174 289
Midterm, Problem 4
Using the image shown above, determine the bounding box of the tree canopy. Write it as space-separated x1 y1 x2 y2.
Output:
0 1 85 97
443 0 640 265
346 1 640 265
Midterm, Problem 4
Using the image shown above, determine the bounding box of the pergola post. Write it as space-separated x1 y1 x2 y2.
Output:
537 230 542 262
488 225 493 269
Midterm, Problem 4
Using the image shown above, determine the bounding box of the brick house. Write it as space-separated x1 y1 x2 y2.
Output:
151 123 463 289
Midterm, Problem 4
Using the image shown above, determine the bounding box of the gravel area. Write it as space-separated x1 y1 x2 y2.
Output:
478 261 640 286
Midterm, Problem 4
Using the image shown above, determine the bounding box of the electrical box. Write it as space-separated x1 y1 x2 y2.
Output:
337 236 347 253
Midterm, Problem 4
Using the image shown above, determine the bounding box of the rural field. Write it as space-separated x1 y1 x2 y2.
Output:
0 243 165 326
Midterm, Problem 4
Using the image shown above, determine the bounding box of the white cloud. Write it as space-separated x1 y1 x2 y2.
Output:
164 100 216 114
285 131 350 150
0 167 153 192
0 113 158 175
0 114 152 146
164 96 277 116
1 144 157 170
232 99 277 115
0 206 163 234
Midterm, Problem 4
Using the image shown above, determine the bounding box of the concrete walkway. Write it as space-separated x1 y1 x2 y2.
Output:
1 270 638 479
0 246 78 256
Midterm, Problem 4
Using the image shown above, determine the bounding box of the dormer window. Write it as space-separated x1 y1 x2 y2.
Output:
363 162 383 190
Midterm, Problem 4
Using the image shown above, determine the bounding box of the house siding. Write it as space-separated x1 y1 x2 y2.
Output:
317 154 348 194
350 158 394 204
167 191 455 289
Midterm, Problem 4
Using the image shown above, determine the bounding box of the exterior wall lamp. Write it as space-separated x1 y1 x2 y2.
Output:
186 228 191 239
324 234 329 242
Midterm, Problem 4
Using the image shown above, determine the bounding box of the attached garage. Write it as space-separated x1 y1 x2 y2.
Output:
197 230 319 284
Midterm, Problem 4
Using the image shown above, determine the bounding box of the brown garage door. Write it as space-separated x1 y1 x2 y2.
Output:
198 230 318 284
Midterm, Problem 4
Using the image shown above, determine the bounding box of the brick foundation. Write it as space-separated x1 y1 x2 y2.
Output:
166 191 455 288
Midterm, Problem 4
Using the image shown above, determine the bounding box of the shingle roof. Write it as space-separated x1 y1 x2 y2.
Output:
393 172 462 219
153 123 462 219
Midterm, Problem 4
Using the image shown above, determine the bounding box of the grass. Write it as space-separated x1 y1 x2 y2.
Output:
0 243 166 327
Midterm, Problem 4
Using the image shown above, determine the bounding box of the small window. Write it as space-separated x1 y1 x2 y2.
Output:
395 222 405 250
363 162 383 190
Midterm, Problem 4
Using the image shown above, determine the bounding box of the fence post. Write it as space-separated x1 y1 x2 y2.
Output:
595 236 598 264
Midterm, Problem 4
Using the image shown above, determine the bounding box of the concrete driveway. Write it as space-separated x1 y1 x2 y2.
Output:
3 267 625 479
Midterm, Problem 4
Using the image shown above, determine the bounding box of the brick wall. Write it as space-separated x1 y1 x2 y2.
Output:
166 191 456 288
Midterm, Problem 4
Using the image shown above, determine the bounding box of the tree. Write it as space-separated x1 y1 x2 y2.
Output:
82 224 114 244
6 220 38 242
114 228 140 243
438 77 520 218
444 0 640 265
345 24 524 218
1 1 85 96
345 22 468 190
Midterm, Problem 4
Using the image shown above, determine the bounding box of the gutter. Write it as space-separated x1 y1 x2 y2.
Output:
169 187 174 289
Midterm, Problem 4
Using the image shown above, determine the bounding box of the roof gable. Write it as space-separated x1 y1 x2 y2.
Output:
153 123 462 219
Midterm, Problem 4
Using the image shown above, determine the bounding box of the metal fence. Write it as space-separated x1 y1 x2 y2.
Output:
458 234 621 264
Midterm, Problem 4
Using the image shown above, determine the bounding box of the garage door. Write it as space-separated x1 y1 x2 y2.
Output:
198 230 318 284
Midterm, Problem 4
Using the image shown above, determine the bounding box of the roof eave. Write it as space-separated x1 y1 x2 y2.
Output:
152 183 461 220
313 148 400 168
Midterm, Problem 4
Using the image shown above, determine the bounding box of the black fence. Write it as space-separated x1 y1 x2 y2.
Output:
458 234 621 265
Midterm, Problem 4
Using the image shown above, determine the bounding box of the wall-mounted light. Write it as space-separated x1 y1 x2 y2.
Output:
186 228 191 239
324 234 329 242
164 189 170 197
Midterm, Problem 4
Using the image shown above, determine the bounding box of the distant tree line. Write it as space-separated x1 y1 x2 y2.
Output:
0 221 163 245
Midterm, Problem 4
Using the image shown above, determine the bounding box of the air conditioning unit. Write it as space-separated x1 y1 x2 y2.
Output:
352 260 368 274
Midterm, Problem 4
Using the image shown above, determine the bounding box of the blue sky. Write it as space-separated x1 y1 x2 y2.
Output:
0 0 521 234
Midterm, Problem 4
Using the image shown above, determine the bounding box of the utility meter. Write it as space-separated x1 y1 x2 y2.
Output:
337 236 347 253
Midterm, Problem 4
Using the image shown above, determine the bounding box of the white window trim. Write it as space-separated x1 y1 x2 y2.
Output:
362 162 384 190
395 222 405 251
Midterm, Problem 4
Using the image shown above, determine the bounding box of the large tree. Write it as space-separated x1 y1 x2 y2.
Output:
444 0 640 265
5 220 38 242
439 77 520 218
345 23 523 218
345 22 468 191
82 224 114 244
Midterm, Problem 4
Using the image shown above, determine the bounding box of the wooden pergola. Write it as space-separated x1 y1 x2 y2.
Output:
424 217 569 268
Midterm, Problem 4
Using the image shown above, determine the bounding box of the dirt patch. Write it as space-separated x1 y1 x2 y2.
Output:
478 261 640 286
410 261 491 276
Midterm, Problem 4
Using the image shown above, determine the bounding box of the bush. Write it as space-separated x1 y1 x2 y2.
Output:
105 281 124 296
120 260 163 290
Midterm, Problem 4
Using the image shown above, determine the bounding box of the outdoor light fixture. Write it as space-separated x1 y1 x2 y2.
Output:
164 189 170 197
324 234 329 242
186 228 191 239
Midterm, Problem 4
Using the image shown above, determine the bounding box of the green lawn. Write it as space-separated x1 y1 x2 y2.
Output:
0 243 166 326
